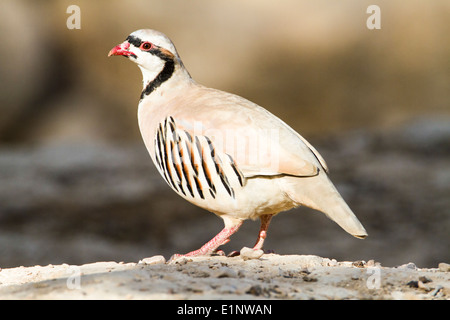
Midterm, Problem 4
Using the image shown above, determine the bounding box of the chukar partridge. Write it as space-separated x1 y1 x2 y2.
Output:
108 29 367 257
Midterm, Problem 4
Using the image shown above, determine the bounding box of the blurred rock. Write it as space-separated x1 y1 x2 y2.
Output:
240 247 264 261
438 263 450 272
138 255 166 265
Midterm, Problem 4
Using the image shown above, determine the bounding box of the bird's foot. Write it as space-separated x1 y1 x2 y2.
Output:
211 249 226 256
227 250 240 257
168 248 226 263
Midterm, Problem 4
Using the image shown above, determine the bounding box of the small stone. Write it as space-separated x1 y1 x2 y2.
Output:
406 280 418 288
366 260 376 267
397 262 417 270
240 247 264 260
430 285 443 297
328 259 338 267
246 285 263 296
418 276 432 284
138 255 166 265
299 268 310 276
438 262 450 272
352 260 365 268
302 275 318 282
418 280 431 292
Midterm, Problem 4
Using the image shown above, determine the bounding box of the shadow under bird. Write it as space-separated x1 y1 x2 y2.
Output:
108 29 367 258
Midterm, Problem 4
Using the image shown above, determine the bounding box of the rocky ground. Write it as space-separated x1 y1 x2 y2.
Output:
0 254 448 300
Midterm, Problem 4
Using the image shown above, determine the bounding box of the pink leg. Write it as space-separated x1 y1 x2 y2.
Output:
252 214 273 250
173 220 243 259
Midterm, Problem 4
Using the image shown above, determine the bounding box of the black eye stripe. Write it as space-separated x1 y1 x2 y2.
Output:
126 35 142 47
126 35 173 61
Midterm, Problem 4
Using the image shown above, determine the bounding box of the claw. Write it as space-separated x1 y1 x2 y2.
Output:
227 250 240 257
212 249 226 256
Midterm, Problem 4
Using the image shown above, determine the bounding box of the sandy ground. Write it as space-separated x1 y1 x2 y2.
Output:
0 254 448 300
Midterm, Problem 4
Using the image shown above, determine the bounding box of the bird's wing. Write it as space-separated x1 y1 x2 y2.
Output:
154 116 245 200
165 86 328 179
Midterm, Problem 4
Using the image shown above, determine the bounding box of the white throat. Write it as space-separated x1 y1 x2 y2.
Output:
139 65 163 90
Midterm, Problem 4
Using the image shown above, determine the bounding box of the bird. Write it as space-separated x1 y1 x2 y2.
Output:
108 29 367 258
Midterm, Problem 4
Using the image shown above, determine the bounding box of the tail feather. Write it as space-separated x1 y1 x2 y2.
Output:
285 173 368 238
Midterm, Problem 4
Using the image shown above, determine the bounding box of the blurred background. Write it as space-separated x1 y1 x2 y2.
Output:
0 0 448 268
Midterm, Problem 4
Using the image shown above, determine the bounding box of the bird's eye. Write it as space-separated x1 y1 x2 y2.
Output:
140 42 153 51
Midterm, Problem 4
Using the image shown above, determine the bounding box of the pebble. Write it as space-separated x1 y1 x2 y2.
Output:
438 262 450 272
325 259 338 267
417 280 431 292
430 285 443 297
418 276 432 284
396 262 417 270
406 276 433 291
240 247 264 260
352 260 365 268
138 255 166 265
366 259 381 267
406 280 419 288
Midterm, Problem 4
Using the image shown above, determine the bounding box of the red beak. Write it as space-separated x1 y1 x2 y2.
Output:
108 42 135 58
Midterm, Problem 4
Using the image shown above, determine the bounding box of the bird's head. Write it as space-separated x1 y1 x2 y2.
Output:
108 29 179 69
108 29 189 94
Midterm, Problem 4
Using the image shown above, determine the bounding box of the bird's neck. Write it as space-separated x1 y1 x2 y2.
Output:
139 62 192 101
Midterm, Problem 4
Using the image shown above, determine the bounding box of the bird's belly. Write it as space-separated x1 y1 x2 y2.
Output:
177 176 295 220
